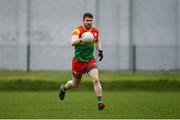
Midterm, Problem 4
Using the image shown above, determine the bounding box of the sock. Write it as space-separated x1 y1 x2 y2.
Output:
61 85 66 92
63 86 67 91
97 96 102 104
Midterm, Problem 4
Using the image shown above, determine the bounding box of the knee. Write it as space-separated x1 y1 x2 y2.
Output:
93 78 99 84
72 82 79 88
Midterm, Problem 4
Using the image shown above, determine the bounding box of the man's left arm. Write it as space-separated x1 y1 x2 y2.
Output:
95 38 103 61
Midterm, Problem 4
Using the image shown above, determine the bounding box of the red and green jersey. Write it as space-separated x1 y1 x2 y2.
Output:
72 25 99 62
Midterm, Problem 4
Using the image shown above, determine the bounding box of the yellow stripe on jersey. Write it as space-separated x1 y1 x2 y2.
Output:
72 28 80 35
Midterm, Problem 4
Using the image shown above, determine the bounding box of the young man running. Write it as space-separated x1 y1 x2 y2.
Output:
59 12 105 110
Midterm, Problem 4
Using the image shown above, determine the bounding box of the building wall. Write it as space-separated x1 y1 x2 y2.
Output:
0 0 179 71
131 0 179 70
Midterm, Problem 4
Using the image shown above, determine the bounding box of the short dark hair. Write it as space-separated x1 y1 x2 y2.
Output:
83 12 93 20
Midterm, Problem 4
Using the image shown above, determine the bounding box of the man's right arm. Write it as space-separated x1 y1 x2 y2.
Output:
71 28 81 46
71 34 81 46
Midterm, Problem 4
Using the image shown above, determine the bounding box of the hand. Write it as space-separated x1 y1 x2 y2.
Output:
79 38 82 42
98 50 103 61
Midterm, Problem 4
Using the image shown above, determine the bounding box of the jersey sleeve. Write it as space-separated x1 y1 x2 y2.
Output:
72 28 80 35
96 28 100 38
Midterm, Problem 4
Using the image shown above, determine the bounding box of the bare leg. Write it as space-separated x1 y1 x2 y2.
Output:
87 68 105 110
59 75 81 100
87 69 102 97
64 75 81 89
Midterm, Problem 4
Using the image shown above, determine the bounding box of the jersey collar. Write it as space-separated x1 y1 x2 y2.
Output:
81 24 92 32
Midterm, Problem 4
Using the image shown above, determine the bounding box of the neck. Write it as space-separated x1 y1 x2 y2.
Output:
83 24 91 30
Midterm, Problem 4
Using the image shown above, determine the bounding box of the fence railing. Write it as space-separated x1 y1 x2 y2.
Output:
0 44 179 71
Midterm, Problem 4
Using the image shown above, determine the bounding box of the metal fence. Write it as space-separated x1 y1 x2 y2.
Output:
0 44 179 71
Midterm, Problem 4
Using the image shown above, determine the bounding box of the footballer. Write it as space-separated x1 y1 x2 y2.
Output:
59 12 105 110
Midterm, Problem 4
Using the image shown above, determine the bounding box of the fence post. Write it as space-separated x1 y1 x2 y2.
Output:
132 45 136 73
27 44 31 72
26 0 31 72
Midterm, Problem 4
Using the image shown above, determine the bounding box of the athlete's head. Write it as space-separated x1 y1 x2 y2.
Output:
83 12 93 29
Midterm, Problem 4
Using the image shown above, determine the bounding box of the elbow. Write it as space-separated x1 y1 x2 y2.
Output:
71 42 75 46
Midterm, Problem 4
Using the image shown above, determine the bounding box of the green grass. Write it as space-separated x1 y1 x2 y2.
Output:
0 91 180 119
0 71 180 118
0 71 180 82
0 71 71 82
0 71 180 91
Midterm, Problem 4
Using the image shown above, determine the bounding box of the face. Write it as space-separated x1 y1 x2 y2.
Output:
83 17 93 29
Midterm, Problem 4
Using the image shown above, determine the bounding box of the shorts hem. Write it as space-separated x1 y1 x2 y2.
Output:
86 66 97 73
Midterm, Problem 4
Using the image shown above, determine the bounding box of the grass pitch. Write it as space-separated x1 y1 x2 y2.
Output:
0 71 180 82
0 71 180 118
0 71 180 91
0 91 180 119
